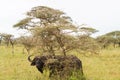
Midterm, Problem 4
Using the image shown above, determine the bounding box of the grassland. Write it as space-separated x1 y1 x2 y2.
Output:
0 46 120 80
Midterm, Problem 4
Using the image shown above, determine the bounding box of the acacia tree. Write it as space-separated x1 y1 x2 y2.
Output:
96 36 114 48
0 33 3 45
16 36 36 54
0 33 16 53
96 31 120 48
14 6 100 56
2 34 13 46
77 35 100 54
14 6 79 56
79 24 98 36
76 24 100 54
105 31 120 47
0 33 15 47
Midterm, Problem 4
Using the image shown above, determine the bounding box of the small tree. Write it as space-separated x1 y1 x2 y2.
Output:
0 33 15 54
77 35 100 54
97 31 120 48
16 36 36 54
77 24 100 54
105 31 120 47
97 36 117 48
0 33 3 45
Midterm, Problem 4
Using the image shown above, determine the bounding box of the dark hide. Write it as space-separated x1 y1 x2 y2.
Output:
28 55 83 76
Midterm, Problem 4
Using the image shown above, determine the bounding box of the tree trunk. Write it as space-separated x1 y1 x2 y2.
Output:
55 35 66 56
119 42 120 47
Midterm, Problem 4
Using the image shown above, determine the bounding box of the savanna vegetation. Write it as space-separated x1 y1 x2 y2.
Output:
0 6 120 80
0 46 120 80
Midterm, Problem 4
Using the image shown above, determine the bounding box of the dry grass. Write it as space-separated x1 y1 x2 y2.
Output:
0 46 120 80
75 48 120 80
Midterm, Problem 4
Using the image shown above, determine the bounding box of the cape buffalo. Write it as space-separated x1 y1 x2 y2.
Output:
28 55 84 77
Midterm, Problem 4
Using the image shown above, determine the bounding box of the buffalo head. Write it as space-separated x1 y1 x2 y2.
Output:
28 55 46 73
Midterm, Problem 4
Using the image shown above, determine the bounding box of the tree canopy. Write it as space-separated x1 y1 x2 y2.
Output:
13 6 79 56
14 6 100 55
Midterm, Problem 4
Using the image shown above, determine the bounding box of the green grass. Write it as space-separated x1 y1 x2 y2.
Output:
0 46 120 80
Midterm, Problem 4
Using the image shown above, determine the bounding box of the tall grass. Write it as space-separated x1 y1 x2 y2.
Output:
0 46 120 80
77 48 120 80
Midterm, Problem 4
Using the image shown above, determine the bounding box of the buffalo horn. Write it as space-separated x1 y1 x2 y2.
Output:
28 55 33 62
